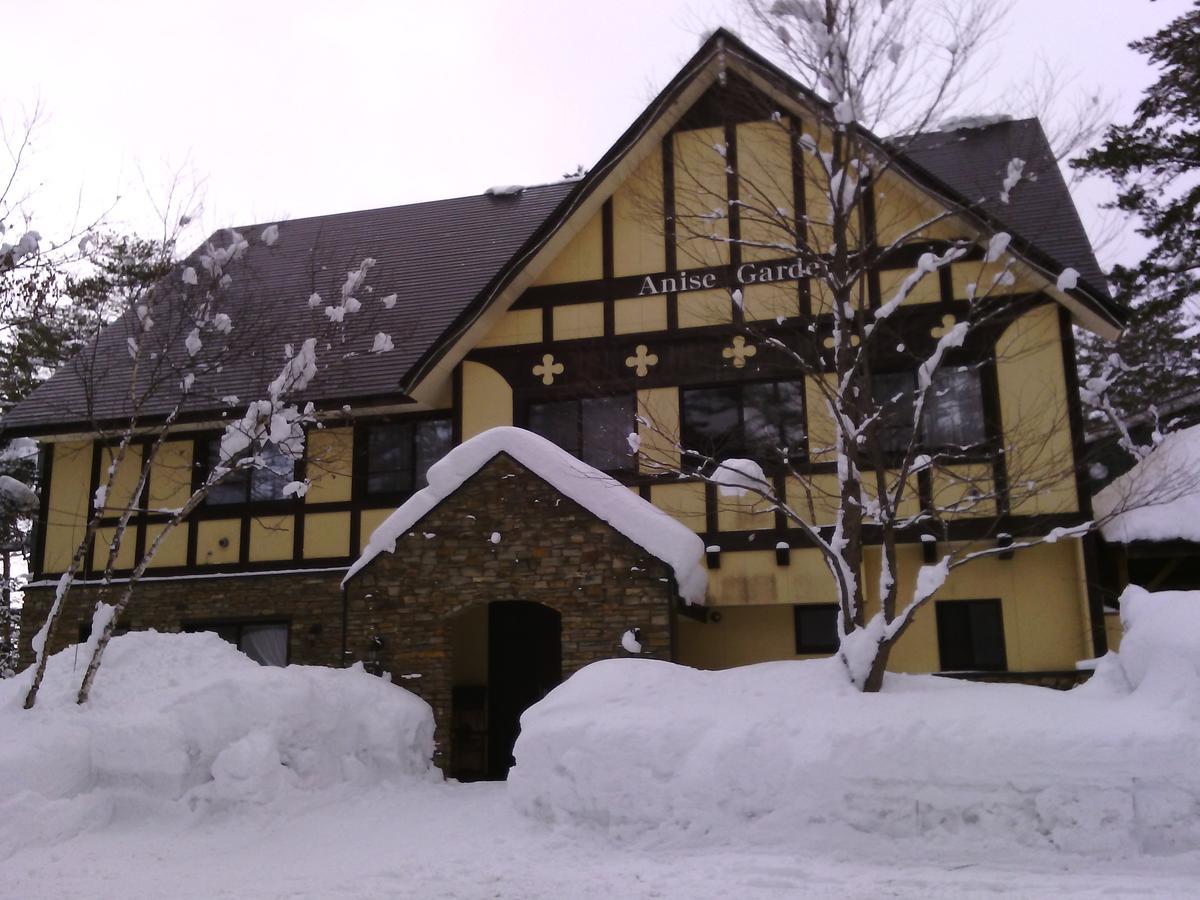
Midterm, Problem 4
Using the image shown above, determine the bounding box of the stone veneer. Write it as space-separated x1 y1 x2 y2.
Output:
344 452 678 767
19 569 347 671
20 452 683 770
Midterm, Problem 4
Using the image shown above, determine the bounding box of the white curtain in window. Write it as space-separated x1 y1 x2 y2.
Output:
240 624 289 667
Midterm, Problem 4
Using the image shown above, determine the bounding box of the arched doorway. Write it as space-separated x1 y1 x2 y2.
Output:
449 600 561 780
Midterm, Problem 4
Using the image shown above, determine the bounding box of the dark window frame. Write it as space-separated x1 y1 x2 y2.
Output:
793 603 840 654
679 377 807 471
870 364 989 456
200 436 297 507
521 392 638 474
934 598 1007 672
359 416 453 501
182 617 292 666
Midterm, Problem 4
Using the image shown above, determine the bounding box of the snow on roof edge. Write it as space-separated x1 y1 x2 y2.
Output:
343 427 708 604
1094 424 1200 544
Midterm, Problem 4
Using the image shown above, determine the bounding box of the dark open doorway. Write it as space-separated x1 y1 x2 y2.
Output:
486 601 562 779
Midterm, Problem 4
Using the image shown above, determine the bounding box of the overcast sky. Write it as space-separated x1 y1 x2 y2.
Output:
4 0 1187 270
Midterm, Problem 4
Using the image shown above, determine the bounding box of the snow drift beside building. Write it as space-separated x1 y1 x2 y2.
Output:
0 632 435 859
510 589 1200 855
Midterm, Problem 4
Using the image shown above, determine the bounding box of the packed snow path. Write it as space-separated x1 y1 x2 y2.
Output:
2 779 1197 900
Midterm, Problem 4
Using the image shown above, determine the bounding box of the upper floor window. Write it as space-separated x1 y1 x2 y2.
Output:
527 395 635 472
872 367 986 454
680 380 806 467
365 419 453 496
206 440 294 505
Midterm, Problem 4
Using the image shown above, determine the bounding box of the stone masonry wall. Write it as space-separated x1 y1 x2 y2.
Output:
19 570 346 671
345 452 678 767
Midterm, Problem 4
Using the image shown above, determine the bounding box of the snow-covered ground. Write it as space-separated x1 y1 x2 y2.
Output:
2 591 1200 899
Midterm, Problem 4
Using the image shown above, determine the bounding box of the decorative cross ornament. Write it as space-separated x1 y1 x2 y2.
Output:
625 344 659 377
822 333 861 350
722 336 757 368
533 353 565 385
930 314 958 338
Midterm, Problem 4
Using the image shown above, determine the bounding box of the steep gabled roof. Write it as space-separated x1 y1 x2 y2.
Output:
2 29 1121 438
903 118 1108 300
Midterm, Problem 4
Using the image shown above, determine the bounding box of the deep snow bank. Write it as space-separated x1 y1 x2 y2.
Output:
0 632 434 858
510 600 1200 855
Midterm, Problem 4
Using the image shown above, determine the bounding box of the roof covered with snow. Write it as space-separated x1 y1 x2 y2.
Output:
1094 424 1200 544
344 427 707 604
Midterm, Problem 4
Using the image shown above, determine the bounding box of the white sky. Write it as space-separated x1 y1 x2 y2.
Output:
3 0 1187 270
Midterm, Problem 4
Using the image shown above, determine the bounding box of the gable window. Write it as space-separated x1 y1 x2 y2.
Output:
527 395 635 472
680 380 805 467
794 603 839 654
183 620 289 667
206 440 294 505
365 418 453 496
872 367 986 454
935 599 1006 671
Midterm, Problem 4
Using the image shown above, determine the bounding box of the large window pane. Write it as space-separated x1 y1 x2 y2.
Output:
681 386 740 459
207 442 249 505
414 420 453 488
249 442 294 502
528 400 580 457
872 372 916 453
925 368 986 448
367 423 414 494
744 381 805 459
529 397 635 473
581 396 635 471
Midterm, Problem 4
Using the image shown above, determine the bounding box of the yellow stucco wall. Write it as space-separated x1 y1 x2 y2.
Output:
461 361 514 440
196 519 240 566
612 151 665 277
533 210 602 286
43 440 93 573
306 428 353 504
248 515 294 562
305 511 352 559
735 119 794 262
673 126 730 268
552 302 604 341
97 444 143 515
614 296 668 335
144 522 188 568
678 539 1090 673
148 441 193 512
996 305 1079 516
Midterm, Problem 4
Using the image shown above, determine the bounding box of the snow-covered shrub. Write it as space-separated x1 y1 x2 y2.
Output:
0 631 435 857
510 646 1200 855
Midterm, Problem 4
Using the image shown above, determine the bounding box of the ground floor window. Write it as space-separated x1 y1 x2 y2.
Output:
526 395 636 472
793 603 839 654
184 620 289 667
935 599 1006 671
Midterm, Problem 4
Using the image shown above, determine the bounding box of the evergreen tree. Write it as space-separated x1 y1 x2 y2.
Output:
1073 3 1200 419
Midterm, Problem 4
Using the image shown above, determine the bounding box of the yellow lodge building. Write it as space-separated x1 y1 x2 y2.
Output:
7 31 1126 778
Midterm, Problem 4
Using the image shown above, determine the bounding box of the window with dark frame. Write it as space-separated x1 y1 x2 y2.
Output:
527 395 636 472
871 367 986 454
935 599 1007 671
206 440 295 505
680 380 806 469
183 620 290 667
364 419 453 496
793 603 840 654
